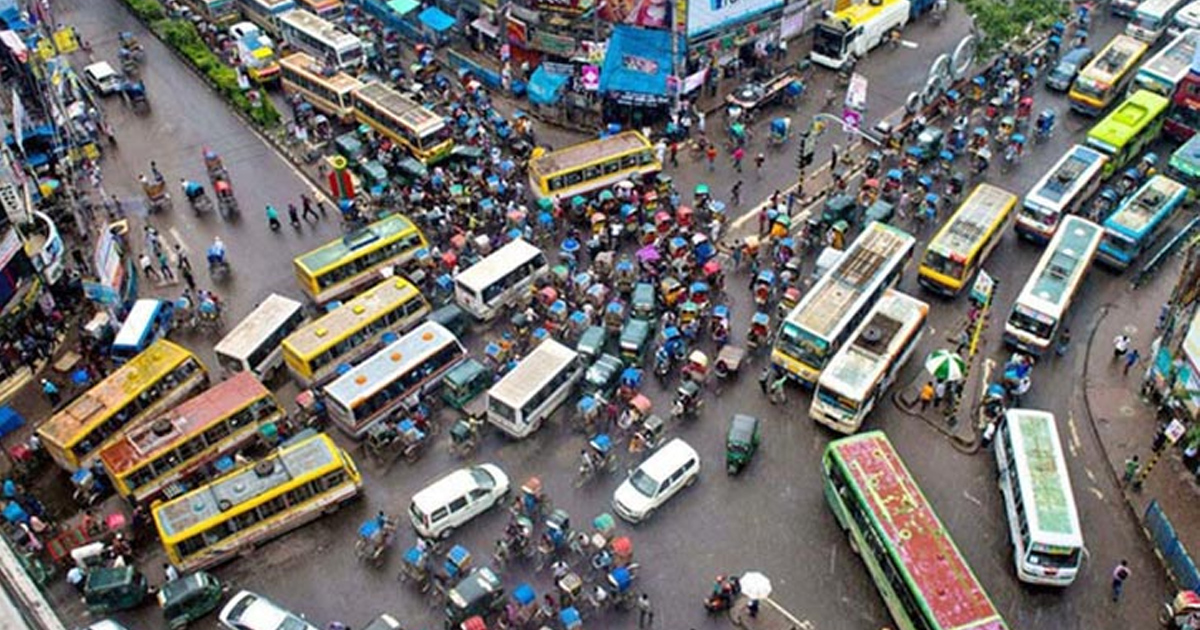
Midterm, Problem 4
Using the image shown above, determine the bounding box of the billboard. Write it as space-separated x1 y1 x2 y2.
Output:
599 0 674 30
687 0 783 37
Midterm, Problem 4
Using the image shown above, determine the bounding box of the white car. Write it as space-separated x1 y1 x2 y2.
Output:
230 21 274 48
613 438 700 522
219 590 318 630
409 463 510 539
84 61 123 96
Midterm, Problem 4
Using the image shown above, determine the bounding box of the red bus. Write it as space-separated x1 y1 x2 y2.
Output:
1167 71 1200 140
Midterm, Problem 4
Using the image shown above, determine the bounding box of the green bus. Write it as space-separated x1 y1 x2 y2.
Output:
1086 89 1170 178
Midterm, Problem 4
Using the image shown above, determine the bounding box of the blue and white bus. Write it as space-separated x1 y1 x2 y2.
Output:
1097 175 1189 270
237 0 297 36
111 299 175 364
1016 145 1108 243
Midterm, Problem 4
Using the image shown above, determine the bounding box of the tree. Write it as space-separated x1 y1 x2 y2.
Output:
962 0 1069 57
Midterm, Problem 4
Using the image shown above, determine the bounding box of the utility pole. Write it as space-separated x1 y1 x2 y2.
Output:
795 129 814 202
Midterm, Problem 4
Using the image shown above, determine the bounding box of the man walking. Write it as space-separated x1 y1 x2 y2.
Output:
732 180 743 206
1113 334 1130 359
301 194 320 222
830 144 840 172
1111 560 1131 602
1123 455 1140 485
732 146 745 172
41 379 60 407
637 593 653 628
1123 348 1141 375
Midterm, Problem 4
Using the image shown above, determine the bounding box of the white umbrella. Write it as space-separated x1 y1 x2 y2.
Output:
924 349 966 382
739 571 772 600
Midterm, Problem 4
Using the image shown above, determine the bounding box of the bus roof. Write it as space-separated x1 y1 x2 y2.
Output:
215 294 304 362
283 276 421 357
279 52 364 92
1081 34 1149 85
296 214 418 273
154 433 340 540
113 299 166 349
829 0 906 27
828 432 1007 630
1105 175 1187 237
1139 29 1198 84
279 9 359 47
38 340 195 447
529 131 651 177
786 222 915 338
1088 90 1170 149
489 339 578 408
249 0 296 8
927 184 1017 260
818 290 929 400
1004 409 1083 547
1026 145 1107 206
1020 216 1102 310
455 239 545 293
354 82 446 137
323 321 457 406
1170 131 1200 175
98 372 272 477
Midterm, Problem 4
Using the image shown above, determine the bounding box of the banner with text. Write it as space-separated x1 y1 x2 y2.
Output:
687 0 782 37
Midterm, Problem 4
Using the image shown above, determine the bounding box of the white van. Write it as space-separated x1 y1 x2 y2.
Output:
409 463 510 539
613 438 700 523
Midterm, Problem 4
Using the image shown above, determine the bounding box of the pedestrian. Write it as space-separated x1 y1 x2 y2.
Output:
67 565 86 593
955 328 971 355
1056 327 1071 357
1157 302 1170 330
174 244 191 273
1111 560 1131 602
180 265 196 292
769 373 788 405
139 253 158 281
934 380 947 407
758 366 770 396
163 563 180 582
706 145 718 172
981 420 998 449
301 194 319 222
317 200 329 217
637 593 653 628
1124 348 1141 375
157 249 175 281
288 203 301 227
831 144 840 172
1113 334 1130 358
150 160 163 183
669 141 679 168
40 379 60 407
697 111 706 135
748 599 760 618
732 180 743 206
732 146 745 172
755 152 765 177
1123 455 1140 484
919 382 935 411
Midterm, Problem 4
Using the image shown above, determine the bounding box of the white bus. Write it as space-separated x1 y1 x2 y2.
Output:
995 408 1084 586
111 299 174 364
486 339 583 438
455 239 550 321
237 0 296 36
809 290 929 434
772 222 916 386
1131 29 1200 97
1169 0 1200 37
1129 0 1190 43
1004 216 1103 356
277 9 363 71
1015 145 1107 244
214 294 306 380
323 322 465 437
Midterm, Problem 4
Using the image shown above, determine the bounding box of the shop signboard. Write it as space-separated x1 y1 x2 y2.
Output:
530 30 578 57
580 65 600 90
506 17 528 46
536 0 591 14
687 0 783 37
600 0 674 29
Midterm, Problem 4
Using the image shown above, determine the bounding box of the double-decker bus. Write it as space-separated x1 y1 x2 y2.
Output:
1131 29 1199 97
809 290 928 434
995 409 1085 586
279 52 363 122
238 0 296 36
1069 34 1149 115
527 131 661 201
323 322 466 437
823 432 1010 630
454 238 550 321
773 222 916 386
1086 89 1170 179
351 82 453 164
1016 145 1108 243
98 372 286 505
1004 216 1104 356
1097 175 1189 270
277 9 362 72
37 340 208 472
282 276 430 386
153 432 361 571
917 183 1017 295
293 214 426 306
487 339 583 439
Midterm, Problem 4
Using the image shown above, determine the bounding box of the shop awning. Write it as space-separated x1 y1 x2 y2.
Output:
528 66 569 105
470 17 499 38
387 0 419 16
418 6 456 32
599 25 672 104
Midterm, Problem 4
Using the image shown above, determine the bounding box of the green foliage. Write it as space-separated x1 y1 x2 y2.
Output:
962 0 1069 56
124 0 166 21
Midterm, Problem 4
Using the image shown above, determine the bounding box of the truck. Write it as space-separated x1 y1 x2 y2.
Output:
811 0 911 71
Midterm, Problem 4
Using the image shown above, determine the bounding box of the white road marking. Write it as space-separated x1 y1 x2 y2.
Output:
1067 410 1081 458
963 490 982 506
1089 486 1104 501
829 546 837 574
169 227 190 253
1085 467 1096 483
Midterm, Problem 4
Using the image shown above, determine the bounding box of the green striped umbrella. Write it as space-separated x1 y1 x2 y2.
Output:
924 349 966 382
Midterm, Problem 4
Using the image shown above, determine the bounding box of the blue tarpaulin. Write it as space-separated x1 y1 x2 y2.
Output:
418 6 455 32
528 67 568 105
0 406 22 439
599 25 672 104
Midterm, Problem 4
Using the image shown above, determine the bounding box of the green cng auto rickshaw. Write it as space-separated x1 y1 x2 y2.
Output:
584 353 624 398
576 325 609 361
84 566 148 614
442 359 492 410
620 319 652 364
631 283 657 319
158 571 224 628
726 414 761 475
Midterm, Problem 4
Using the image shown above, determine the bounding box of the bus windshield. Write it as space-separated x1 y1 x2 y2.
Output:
813 24 844 59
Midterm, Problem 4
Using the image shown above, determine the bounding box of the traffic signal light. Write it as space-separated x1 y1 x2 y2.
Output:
796 132 814 170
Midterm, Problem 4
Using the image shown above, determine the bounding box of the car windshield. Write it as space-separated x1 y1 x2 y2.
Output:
470 467 496 489
280 617 309 630
629 469 659 497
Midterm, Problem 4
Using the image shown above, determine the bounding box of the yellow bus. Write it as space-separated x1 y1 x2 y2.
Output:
37 340 209 472
98 372 286 505
293 214 427 305
528 131 661 201
282 276 431 386
351 82 453 164
1069 34 1149 115
279 52 363 122
917 183 1018 295
153 432 362 571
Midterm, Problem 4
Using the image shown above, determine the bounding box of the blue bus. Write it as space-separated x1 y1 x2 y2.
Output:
111 299 175 363
1097 174 1189 269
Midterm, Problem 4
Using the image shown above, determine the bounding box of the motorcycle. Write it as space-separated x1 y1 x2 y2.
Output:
703 575 742 614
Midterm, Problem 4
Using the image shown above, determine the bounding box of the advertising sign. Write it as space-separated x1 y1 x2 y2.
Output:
530 30 579 57
599 0 674 29
687 0 783 37
536 0 592 14
506 17 528 46
580 65 600 90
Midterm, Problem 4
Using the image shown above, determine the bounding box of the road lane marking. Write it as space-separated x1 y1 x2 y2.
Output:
829 546 837 574
962 490 982 506
1067 410 1081 458
169 227 190 253
1088 486 1104 501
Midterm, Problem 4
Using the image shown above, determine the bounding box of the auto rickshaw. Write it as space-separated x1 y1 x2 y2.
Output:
672 379 704 420
442 359 492 410
713 345 745 382
689 281 711 311
620 318 652 363
591 212 607 236
681 350 709 382
449 414 484 457
710 304 730 345
996 115 1016 147
753 270 775 306
747 312 771 350
1160 590 1200 628
777 286 801 320
631 282 656 319
603 300 626 333
660 276 686 308
84 566 148 614
444 567 505 629
822 193 858 226
615 257 637 293
584 353 624 398
725 414 761 475
864 199 895 225
159 571 224 629
577 325 609 360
